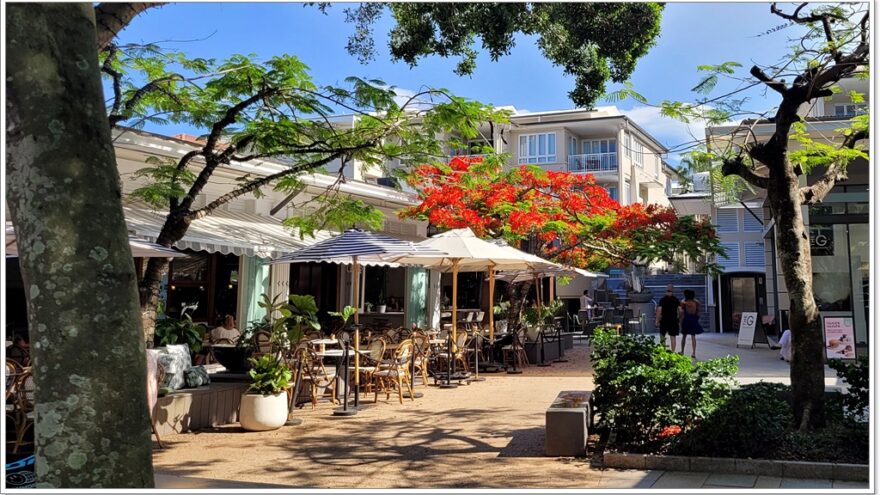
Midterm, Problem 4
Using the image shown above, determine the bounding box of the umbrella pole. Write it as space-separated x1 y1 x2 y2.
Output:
440 259 460 388
353 257 360 409
335 257 360 416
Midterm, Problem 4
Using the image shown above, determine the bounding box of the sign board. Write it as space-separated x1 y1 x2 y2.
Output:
736 312 759 348
809 225 835 256
823 316 856 360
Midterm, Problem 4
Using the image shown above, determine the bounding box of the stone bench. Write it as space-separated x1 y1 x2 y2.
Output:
545 390 592 457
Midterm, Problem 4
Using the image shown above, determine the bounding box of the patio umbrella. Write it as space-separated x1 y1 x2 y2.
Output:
376 228 560 358
270 229 447 413
5 222 186 258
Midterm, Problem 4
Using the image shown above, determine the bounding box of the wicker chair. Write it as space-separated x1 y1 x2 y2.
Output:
8 368 34 453
502 327 530 368
356 338 386 394
288 346 337 409
410 331 431 386
372 339 414 405
252 330 273 358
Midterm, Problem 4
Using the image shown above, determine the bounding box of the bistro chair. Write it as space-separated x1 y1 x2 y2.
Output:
288 346 337 409
5 359 22 401
502 328 529 368
8 368 34 453
252 330 273 358
471 311 485 333
372 339 414 405
356 338 386 394
410 331 432 386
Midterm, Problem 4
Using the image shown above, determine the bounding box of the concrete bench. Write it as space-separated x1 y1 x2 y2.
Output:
545 390 592 457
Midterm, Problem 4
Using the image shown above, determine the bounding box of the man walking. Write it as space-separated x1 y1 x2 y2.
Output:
655 284 680 351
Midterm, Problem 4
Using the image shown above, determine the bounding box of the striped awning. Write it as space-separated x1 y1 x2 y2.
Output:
5 221 186 258
123 204 334 259
271 228 446 265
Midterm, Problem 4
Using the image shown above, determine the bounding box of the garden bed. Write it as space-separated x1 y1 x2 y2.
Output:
589 329 869 478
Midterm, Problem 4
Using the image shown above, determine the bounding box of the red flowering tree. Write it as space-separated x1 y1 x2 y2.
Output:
402 156 724 276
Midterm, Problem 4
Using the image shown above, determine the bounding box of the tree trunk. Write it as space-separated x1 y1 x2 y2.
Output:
138 214 190 344
6 3 154 487
768 162 825 430
505 280 534 326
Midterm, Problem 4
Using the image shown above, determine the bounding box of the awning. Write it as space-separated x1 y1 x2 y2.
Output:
123 204 335 259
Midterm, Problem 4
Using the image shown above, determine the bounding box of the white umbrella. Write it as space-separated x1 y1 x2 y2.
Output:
5 222 185 258
270 229 447 412
375 228 560 343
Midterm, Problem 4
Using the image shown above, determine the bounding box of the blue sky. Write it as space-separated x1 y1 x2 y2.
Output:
115 2 809 163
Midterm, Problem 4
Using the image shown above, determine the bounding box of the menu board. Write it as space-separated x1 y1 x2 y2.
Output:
823 316 856 359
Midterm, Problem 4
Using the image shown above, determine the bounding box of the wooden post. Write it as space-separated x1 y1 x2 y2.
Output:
451 259 460 344
549 275 555 301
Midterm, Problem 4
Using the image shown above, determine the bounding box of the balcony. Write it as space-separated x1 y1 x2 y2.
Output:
568 153 618 174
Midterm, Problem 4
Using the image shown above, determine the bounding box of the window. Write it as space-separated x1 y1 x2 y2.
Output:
569 136 577 157
581 139 616 155
743 210 763 232
718 242 740 269
715 209 739 233
744 242 765 267
518 132 557 164
834 104 867 117
623 181 631 204
606 186 618 201
624 133 632 159
632 139 644 167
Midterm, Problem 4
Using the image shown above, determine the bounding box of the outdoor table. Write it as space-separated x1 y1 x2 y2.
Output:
309 338 339 345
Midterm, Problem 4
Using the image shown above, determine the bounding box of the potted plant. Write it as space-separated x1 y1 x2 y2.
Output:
377 298 387 314
493 301 511 334
328 305 357 333
154 303 206 356
239 354 292 431
364 301 374 314
274 294 321 349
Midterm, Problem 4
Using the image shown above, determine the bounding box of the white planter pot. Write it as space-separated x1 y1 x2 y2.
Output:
526 325 541 342
377 305 387 314
239 392 288 431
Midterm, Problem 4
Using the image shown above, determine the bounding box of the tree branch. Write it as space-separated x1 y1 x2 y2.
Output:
108 75 184 126
101 44 123 117
720 155 771 190
95 3 163 52
799 130 867 204
750 66 787 95
187 152 347 220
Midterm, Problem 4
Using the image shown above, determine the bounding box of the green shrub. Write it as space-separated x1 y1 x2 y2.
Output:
777 418 868 464
828 355 869 420
671 382 791 458
247 354 292 396
590 329 738 450
155 304 206 353
590 328 657 427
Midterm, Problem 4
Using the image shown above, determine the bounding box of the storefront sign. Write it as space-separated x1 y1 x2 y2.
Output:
809 225 834 256
823 316 856 360
736 312 758 348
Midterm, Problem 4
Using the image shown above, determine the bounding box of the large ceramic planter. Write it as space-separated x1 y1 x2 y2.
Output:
239 392 288 431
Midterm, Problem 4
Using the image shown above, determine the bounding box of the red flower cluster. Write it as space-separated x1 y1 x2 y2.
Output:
658 425 683 438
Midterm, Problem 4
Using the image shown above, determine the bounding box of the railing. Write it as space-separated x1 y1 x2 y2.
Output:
447 153 489 162
568 153 618 173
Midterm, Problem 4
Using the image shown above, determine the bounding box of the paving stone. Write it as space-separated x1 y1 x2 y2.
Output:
596 469 663 489
603 452 646 470
833 480 869 488
780 478 833 489
753 476 782 489
782 460 833 480
644 454 689 471
704 473 757 488
734 458 783 477
833 463 869 482
649 471 709 488
689 456 735 473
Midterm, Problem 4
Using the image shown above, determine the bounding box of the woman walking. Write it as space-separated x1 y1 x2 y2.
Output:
679 289 703 358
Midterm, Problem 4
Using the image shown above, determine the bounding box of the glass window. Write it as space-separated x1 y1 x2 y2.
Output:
847 202 869 214
811 223 852 311
171 253 209 282
518 132 557 164
569 136 577 156
809 203 846 216
607 186 618 201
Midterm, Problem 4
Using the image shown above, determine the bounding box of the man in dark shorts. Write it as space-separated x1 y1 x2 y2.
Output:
655 284 680 351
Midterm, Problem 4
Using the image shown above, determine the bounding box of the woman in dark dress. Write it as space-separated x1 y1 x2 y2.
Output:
679 289 703 359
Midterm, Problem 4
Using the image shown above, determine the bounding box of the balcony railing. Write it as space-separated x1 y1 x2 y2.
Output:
568 153 618 173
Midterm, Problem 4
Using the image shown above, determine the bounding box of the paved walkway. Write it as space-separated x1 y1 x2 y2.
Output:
151 335 863 489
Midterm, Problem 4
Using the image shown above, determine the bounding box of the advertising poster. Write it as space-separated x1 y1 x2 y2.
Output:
823 317 856 359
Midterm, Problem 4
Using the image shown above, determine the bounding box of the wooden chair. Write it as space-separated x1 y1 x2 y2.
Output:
437 331 469 374
8 368 34 453
410 331 431 386
288 346 337 409
372 339 414 405
471 311 485 333
356 338 386 394
502 328 530 368
252 330 273 358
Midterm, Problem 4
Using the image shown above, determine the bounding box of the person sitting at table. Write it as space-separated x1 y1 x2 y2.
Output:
386 296 401 312
211 314 240 342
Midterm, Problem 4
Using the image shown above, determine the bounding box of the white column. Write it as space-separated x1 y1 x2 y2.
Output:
617 125 627 204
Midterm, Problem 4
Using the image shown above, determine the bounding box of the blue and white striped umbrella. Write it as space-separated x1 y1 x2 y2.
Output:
270 229 447 265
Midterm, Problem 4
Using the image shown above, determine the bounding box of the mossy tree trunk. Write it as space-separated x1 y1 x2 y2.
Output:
6 3 154 487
